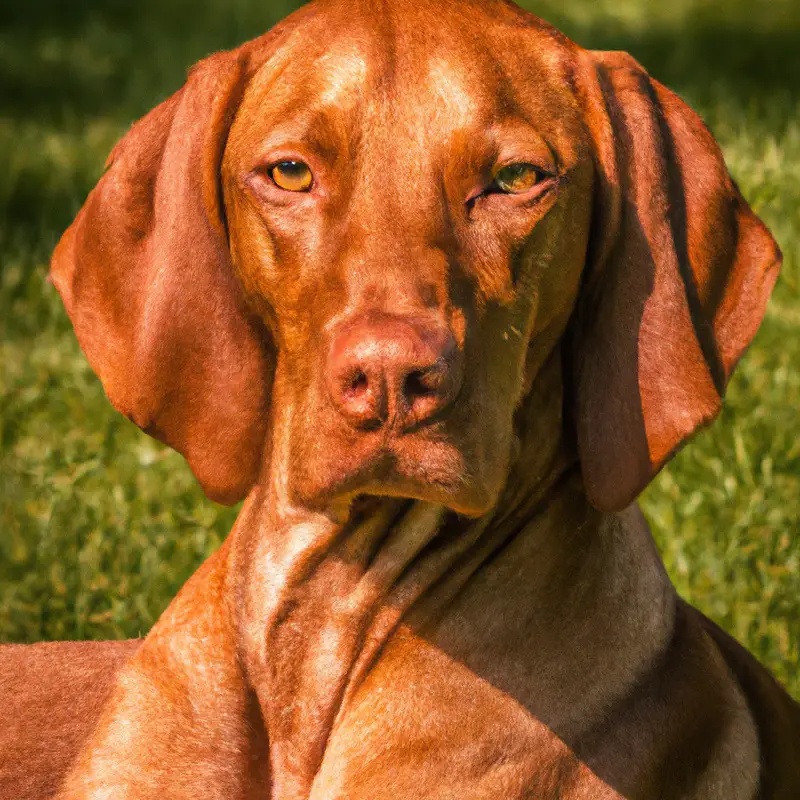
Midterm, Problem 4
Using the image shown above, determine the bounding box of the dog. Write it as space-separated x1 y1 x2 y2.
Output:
2 0 798 797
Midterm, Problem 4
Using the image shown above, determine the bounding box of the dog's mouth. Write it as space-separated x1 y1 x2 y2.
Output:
295 422 491 517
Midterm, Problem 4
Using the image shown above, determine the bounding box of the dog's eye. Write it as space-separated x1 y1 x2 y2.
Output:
270 161 313 192
492 163 542 194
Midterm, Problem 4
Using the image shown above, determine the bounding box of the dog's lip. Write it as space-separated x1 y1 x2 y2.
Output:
331 417 452 451
300 427 469 510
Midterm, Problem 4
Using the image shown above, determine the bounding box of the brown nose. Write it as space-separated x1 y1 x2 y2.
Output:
327 315 462 432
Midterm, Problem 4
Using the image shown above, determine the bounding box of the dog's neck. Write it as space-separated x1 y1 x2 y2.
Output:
219 352 671 797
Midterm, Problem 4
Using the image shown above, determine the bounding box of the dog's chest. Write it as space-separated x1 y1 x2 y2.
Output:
309 632 624 800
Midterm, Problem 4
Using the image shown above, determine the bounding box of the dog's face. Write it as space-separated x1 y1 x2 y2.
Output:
51 0 779 516
222 3 593 515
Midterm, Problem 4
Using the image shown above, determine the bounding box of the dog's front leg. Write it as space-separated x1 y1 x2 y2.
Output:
55 543 269 800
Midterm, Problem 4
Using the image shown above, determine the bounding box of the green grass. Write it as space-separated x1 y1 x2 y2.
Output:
1 0 798 697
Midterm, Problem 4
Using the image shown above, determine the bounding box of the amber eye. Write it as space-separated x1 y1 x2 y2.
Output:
492 163 542 194
270 160 313 192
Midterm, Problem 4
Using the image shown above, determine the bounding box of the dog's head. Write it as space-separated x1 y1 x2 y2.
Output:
51 0 780 517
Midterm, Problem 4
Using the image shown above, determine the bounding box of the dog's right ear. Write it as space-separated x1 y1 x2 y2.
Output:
571 49 780 513
51 48 274 505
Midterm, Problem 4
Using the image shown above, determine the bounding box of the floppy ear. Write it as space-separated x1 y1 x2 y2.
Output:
572 50 781 512
50 48 273 505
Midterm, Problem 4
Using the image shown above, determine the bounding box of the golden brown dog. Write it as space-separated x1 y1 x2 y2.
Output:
2 0 799 797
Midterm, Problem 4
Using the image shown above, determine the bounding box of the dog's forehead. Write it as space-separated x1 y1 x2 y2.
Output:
236 0 583 161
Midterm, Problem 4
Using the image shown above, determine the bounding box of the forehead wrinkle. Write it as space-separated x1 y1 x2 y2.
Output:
384 59 534 195
236 43 373 168
351 30 548 220
393 16 534 140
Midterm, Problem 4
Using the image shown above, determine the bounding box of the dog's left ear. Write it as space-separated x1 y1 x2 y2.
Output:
572 50 781 512
50 48 274 505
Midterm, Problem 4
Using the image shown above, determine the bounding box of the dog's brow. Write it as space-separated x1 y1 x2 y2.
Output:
317 47 369 107
425 56 478 124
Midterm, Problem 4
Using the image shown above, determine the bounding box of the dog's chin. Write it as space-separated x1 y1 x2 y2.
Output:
291 434 501 519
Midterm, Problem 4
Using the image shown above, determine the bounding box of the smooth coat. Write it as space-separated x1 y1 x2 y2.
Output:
2 0 798 797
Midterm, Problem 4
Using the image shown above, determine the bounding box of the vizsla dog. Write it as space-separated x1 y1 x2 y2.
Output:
2 0 799 797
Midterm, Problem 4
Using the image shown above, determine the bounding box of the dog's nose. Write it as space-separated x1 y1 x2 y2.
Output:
327 315 462 431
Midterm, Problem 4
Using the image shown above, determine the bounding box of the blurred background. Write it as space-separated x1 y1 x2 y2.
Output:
1 0 798 696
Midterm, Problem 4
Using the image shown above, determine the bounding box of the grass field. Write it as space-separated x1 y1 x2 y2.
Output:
1 0 798 698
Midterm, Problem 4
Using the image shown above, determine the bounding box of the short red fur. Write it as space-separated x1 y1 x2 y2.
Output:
1 1 797 798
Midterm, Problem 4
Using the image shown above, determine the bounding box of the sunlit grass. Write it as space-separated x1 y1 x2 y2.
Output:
1 0 797 697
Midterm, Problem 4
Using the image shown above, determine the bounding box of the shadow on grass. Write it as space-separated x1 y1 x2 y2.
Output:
545 7 800 117
1 0 797 245
1 0 797 122
0 0 298 123
0 0 299 253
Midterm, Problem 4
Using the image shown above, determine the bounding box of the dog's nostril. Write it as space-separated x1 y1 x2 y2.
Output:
404 369 437 399
328 317 461 431
348 370 369 397
333 366 385 429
